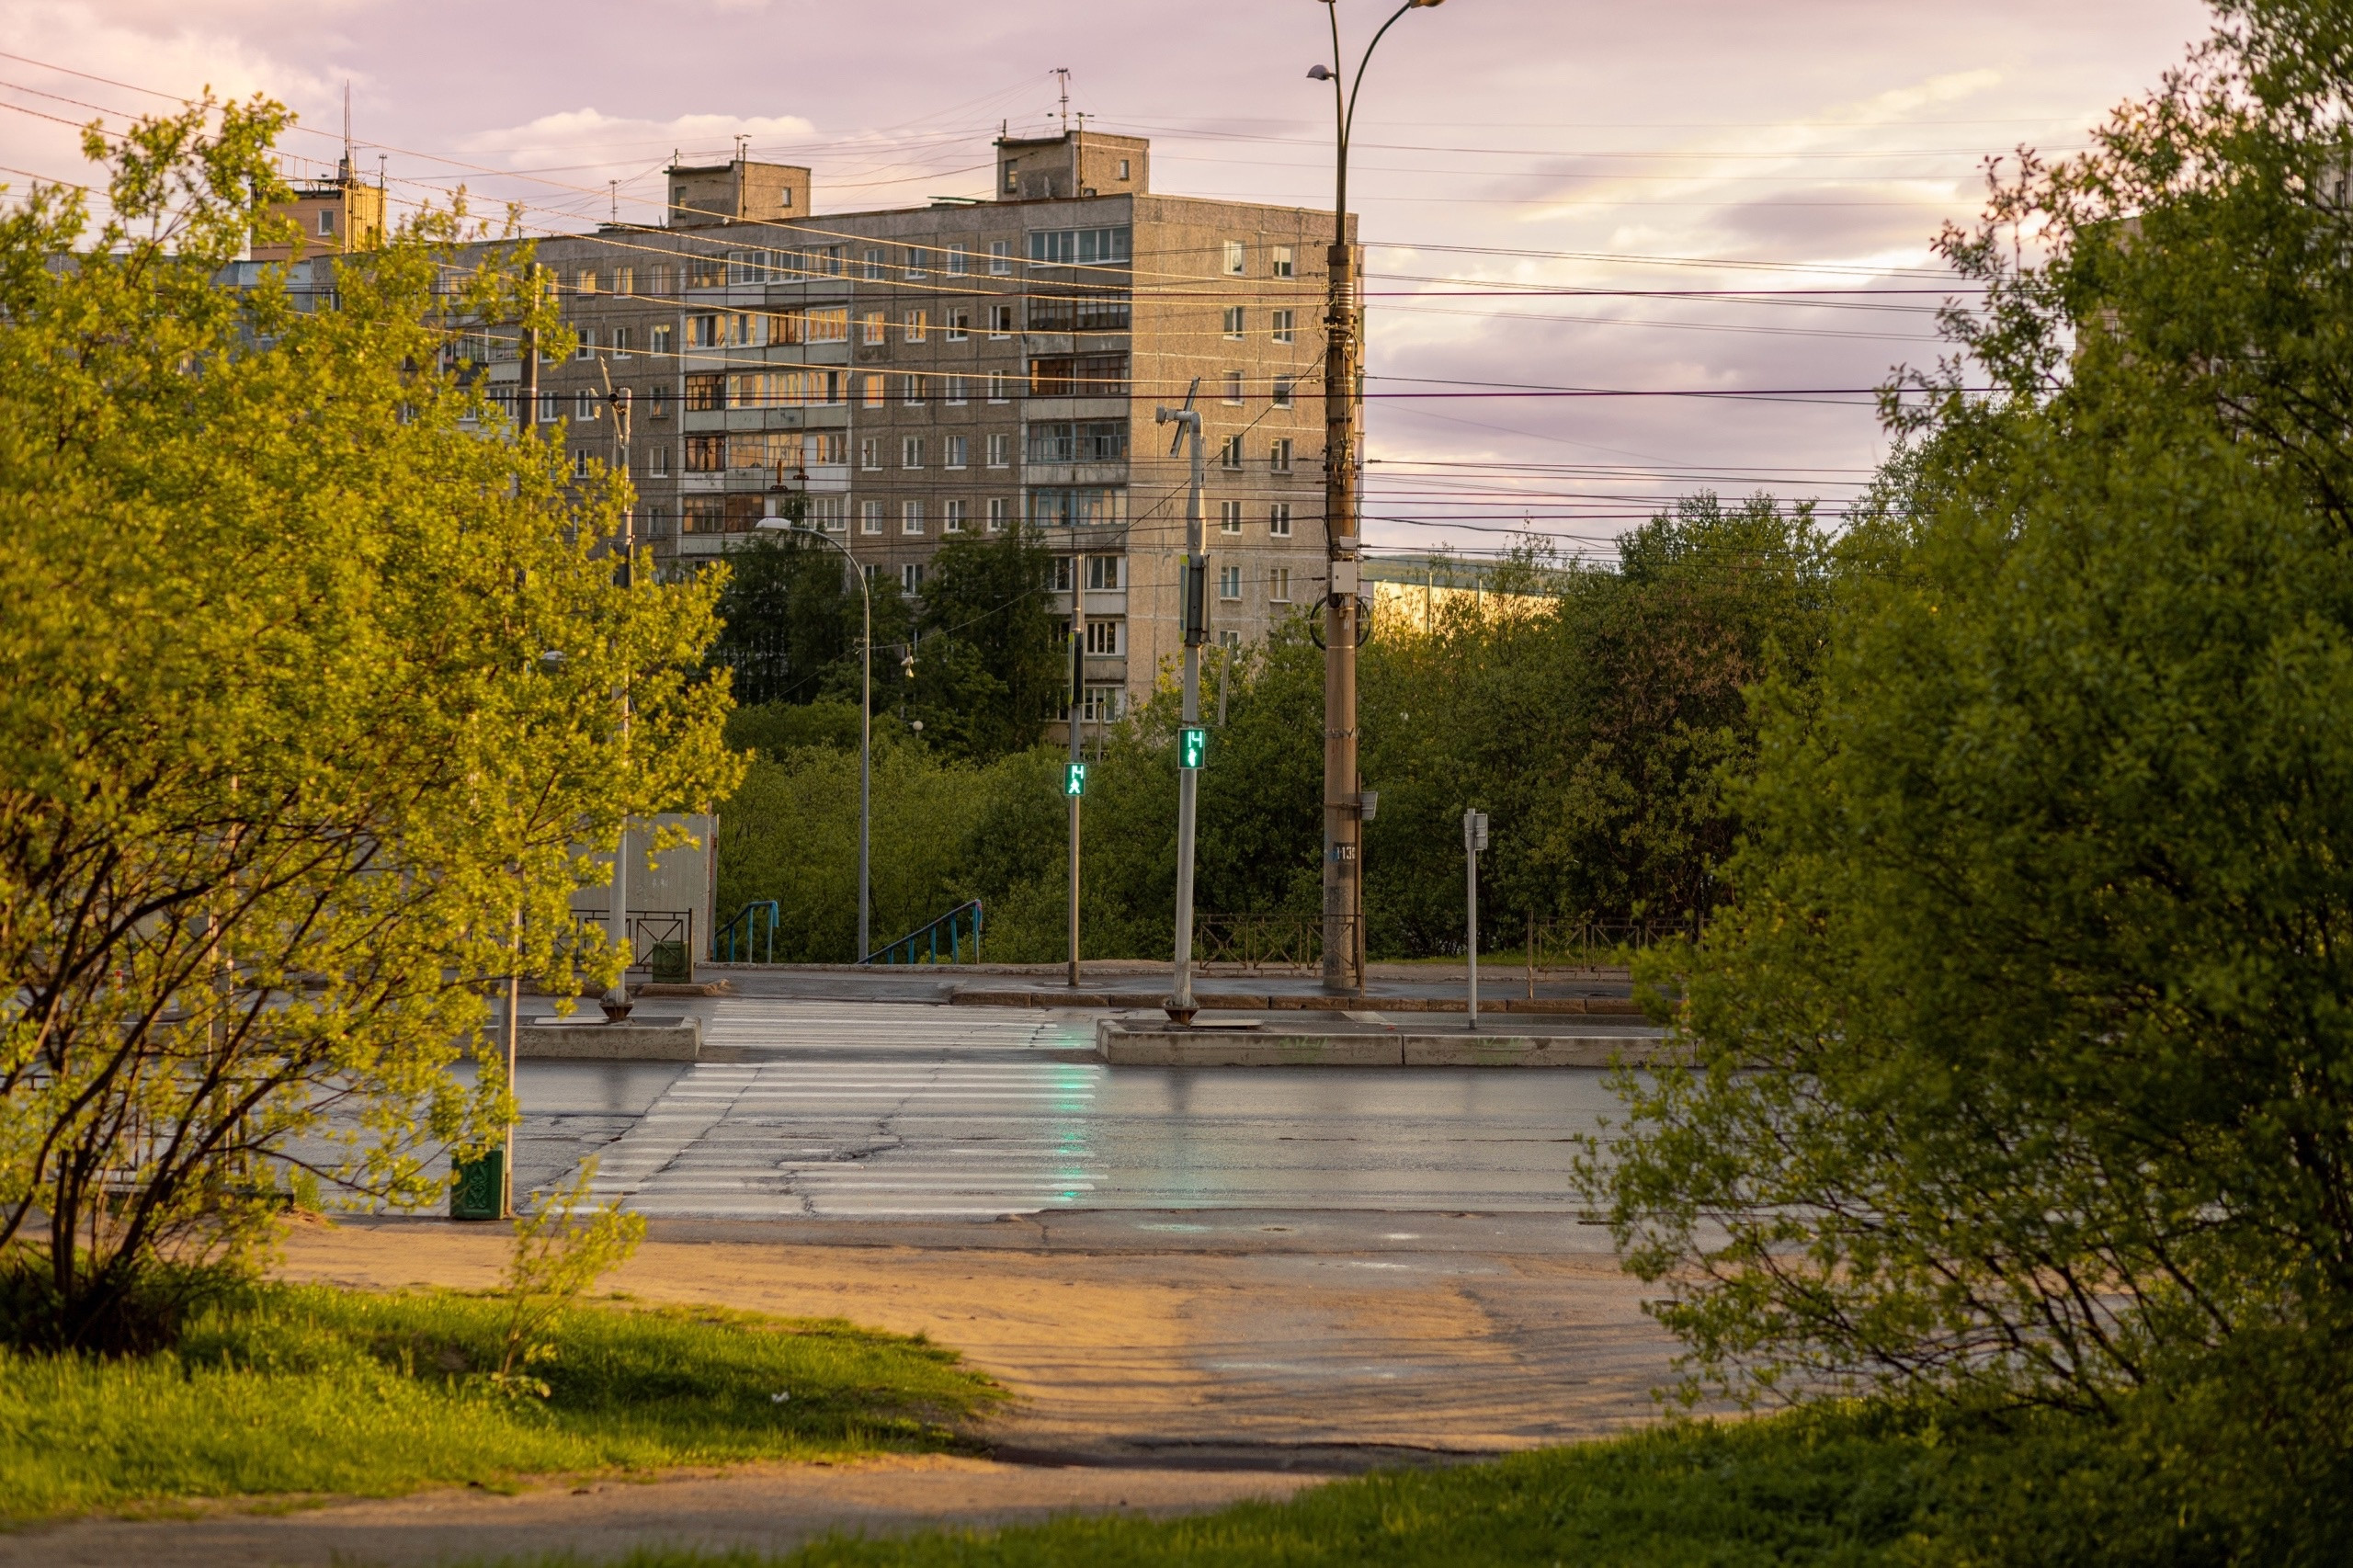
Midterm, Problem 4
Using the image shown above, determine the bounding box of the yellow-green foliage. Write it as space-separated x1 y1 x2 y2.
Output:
0 1284 998 1521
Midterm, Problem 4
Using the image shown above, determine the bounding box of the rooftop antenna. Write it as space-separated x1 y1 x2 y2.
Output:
376 153 385 192
340 80 353 182
1053 68 1071 134
734 132 748 163
609 178 619 222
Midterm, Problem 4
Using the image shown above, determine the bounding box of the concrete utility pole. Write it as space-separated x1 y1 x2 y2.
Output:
1068 546 1086 989
1157 381 1207 1022
1464 807 1488 1029
1310 0 1450 996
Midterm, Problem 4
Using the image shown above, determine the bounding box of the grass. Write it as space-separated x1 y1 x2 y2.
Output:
0 1282 1002 1523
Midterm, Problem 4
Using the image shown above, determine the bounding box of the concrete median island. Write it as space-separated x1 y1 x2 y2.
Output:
1096 1016 1664 1067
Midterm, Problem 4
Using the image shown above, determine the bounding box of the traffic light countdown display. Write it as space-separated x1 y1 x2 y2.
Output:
1065 761 1087 797
1180 727 1208 770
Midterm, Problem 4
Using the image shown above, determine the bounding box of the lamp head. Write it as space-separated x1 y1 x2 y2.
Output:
1306 64 1335 81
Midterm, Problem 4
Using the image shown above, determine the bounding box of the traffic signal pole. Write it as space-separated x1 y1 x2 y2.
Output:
1157 392 1208 1023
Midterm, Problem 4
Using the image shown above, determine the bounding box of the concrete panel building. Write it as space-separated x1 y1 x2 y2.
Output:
456 130 1350 727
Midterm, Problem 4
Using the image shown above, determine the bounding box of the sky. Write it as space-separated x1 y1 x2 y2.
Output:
0 0 2215 562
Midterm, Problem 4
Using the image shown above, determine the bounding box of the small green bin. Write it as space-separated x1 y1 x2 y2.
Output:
648 938 690 984
449 1150 506 1221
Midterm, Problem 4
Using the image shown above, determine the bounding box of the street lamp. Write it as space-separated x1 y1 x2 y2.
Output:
754 516 872 960
1309 0 1449 995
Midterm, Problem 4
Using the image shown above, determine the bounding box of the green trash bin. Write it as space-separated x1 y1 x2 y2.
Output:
648 938 689 983
449 1149 506 1221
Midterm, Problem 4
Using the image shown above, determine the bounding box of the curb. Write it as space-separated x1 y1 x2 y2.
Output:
957 987 1646 1017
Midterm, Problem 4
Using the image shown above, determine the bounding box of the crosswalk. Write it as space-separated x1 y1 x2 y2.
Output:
697 997 1097 1056
583 1058 1108 1218
579 998 1106 1217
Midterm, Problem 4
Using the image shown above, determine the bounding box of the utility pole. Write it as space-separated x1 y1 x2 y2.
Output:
1157 381 1207 1023
1464 808 1487 1029
602 369 636 1023
1312 0 1450 997
1068 545 1086 989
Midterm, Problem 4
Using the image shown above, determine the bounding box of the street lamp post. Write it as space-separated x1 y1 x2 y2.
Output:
1309 0 1449 996
1156 384 1208 1023
756 516 871 959
602 381 636 1022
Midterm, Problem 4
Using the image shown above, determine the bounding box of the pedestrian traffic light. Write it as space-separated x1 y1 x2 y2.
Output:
1064 761 1087 797
1180 726 1208 769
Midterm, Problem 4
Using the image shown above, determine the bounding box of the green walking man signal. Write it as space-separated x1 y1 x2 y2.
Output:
1065 761 1087 797
1180 726 1208 770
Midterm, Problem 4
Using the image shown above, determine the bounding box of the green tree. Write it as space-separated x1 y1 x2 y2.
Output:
909 525 1062 763
0 104 737 1346
1589 2 2353 1533
709 528 912 710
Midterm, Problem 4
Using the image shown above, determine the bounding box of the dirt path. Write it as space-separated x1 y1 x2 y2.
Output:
1 1210 1673 1566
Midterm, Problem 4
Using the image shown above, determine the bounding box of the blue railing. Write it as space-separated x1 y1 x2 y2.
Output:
714 900 781 964
862 900 983 966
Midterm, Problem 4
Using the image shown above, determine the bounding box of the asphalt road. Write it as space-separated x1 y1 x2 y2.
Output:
477 998 1630 1217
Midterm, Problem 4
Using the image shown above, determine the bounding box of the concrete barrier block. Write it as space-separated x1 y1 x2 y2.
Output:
1097 1024 1403 1066
1402 1033 1657 1068
513 1016 701 1062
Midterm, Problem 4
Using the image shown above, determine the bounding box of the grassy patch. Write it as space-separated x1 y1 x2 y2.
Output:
0 1283 1000 1523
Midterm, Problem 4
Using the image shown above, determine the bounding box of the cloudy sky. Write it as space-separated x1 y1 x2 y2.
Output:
0 0 2212 561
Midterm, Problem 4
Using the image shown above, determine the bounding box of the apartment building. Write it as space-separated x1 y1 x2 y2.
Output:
459 130 1347 722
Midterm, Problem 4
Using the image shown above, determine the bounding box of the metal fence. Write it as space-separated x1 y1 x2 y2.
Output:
1191 912 1355 974
574 909 696 983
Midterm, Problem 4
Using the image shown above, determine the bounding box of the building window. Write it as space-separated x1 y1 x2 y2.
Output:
903 501 925 535
808 431 847 465
903 437 925 469
946 310 969 342
1270 502 1292 537
574 390 598 420
1222 240 1245 276
989 304 1015 337
988 369 1011 403
1028 226 1133 265
1272 308 1296 345
987 433 1012 468
988 239 1013 275
1269 565 1291 602
1220 434 1244 469
648 384 673 419
1219 563 1243 600
861 311 886 346
651 324 674 356
685 373 723 412
948 244 970 276
648 444 669 477
574 329 595 361
805 306 849 343
573 450 591 479
861 500 885 535
944 498 968 532
1029 354 1130 396
1220 501 1243 534
1271 437 1294 472
1222 306 1245 339
688 314 720 348
1272 245 1294 278
905 244 928 278
1087 555 1124 589
812 494 848 532
613 267 634 296
1083 685 1123 722
1027 420 1128 462
1085 619 1123 655
862 373 886 409
945 435 969 469
1272 378 1294 409
859 437 881 471
902 374 925 406
537 391 561 424
685 434 725 472
683 496 726 534
861 247 885 280
1118 158 1132 180
946 374 968 405
1222 370 1245 405
1029 486 1124 528
988 496 1010 531
902 562 926 593
318 209 336 236
612 327 633 359
904 309 927 343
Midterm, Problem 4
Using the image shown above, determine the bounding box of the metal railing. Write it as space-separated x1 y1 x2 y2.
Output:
1190 912 1354 974
574 909 697 983
1526 915 1701 968
863 900 983 966
714 900 781 964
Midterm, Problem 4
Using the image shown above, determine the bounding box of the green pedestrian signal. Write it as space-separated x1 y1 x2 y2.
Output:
1064 762 1087 797
1180 726 1208 769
